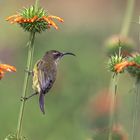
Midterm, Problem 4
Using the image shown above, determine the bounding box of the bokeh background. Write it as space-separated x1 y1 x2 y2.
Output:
0 0 140 140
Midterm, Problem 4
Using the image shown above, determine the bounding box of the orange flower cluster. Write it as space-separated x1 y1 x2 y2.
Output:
0 64 16 79
6 14 64 30
114 61 139 73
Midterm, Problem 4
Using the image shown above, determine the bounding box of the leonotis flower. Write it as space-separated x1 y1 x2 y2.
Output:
126 54 140 77
109 52 140 77
0 64 16 79
114 61 136 73
108 53 124 73
6 5 64 33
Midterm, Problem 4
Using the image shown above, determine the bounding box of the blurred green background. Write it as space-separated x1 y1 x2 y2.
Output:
0 0 140 140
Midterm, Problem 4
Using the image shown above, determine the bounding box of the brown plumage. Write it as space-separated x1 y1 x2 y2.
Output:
32 50 75 114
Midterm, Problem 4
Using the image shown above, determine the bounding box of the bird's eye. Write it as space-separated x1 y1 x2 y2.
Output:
53 52 61 59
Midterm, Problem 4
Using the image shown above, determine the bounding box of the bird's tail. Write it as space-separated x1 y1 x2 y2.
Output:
39 93 45 114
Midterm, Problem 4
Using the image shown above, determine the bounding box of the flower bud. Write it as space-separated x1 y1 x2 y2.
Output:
105 35 135 56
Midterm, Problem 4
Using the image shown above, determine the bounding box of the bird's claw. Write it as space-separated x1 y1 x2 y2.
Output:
20 96 28 101
24 69 33 75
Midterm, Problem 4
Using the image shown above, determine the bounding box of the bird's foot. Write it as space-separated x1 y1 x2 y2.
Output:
24 68 33 76
20 92 38 101
20 96 28 101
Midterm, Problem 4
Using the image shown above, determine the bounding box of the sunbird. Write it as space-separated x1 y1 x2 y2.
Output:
24 50 75 114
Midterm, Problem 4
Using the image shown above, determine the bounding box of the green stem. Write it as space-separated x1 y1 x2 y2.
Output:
131 77 140 140
138 17 140 52
108 74 119 140
35 0 39 12
16 32 36 140
120 0 135 36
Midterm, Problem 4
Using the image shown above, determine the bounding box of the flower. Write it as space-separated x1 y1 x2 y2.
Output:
113 53 140 76
127 55 140 77
0 64 16 79
114 61 137 73
6 6 64 33
108 53 124 73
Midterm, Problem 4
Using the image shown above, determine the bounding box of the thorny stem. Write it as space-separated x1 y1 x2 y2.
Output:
16 1 39 139
130 12 140 140
108 48 121 140
16 32 35 139
108 0 135 139
131 78 140 140
120 0 135 36
35 0 39 12
108 74 119 140
138 17 140 52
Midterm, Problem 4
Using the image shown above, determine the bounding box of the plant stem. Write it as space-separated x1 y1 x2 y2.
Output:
131 18 140 140
108 74 119 140
35 0 39 11
131 77 140 140
120 0 135 36
107 1 135 140
16 32 36 140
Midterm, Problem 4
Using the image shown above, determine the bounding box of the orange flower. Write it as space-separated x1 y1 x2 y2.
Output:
42 15 64 29
114 61 136 73
6 6 64 33
6 14 64 30
0 69 4 79
48 15 64 22
0 64 16 79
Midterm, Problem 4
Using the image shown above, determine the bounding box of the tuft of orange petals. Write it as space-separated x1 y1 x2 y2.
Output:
6 14 19 21
6 14 38 24
30 15 38 22
114 61 137 73
0 70 4 80
0 64 16 80
6 14 64 30
48 15 64 22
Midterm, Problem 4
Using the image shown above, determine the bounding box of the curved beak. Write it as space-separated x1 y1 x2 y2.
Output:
62 52 76 57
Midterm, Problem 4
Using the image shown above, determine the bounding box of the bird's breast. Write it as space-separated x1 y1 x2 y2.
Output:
32 67 41 93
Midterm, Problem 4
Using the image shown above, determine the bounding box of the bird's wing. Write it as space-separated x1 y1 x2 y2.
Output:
37 60 52 114
39 93 45 114
37 60 51 93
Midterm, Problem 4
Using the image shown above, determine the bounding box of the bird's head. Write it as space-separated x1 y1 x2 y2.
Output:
43 50 75 63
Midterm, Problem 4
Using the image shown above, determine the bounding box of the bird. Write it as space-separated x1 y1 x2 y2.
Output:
24 50 75 114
